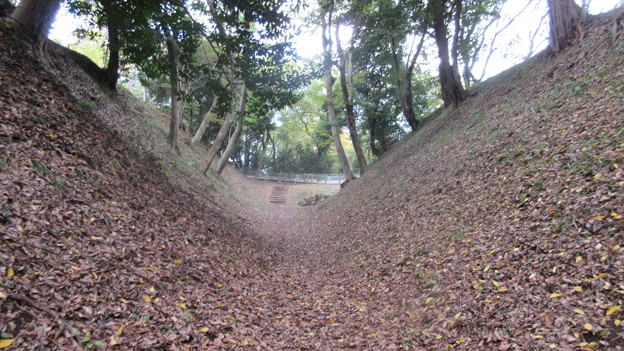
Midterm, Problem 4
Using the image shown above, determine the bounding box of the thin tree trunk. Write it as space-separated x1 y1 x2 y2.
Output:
255 133 267 179
165 37 181 151
547 0 584 53
191 96 219 146
336 23 367 172
403 32 426 129
431 0 465 109
321 5 354 180
214 113 245 175
199 84 245 174
269 131 276 166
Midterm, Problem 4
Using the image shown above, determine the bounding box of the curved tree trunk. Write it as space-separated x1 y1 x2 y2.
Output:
191 96 219 146
336 23 367 172
547 0 584 53
101 0 120 90
214 115 245 175
199 84 245 174
321 5 354 181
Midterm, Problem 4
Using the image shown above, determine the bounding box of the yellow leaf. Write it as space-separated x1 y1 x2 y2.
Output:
425 297 434 305
484 265 490 272
200 327 209 333
143 296 151 303
548 344 557 349
337 338 346 342
529 273 536 279
583 323 593 331
367 333 378 337
179 296 185 301
149 287 156 293
118 324 124 335
606 306 622 316
473 284 482 290
6 267 14 277
492 281 500 287
448 248 456 254
435 335 442 340
177 303 187 309
549 292 563 299
241 339 249 346
576 256 583 262
454 312 461 320
497 288 508 292
0 339 15 348
615 320 621 326
573 309 585 315
460 249 469 254
612 245 621 251
457 337 466 343
612 213 622 220
573 286 583 292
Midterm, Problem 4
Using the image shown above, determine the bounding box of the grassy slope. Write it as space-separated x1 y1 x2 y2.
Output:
299 15 624 349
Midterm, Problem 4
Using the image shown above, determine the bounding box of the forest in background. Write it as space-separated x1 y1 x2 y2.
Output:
2 0 621 177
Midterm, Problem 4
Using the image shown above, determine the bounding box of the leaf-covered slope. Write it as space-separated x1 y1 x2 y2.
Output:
298 15 624 349
0 29 274 349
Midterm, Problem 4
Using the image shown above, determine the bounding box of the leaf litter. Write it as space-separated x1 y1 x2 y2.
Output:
0 14 623 351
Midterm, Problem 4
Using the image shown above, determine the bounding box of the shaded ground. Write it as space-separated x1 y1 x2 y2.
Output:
1 11 623 351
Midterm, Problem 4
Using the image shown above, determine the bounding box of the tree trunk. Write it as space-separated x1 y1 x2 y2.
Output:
321 5 354 181
165 37 181 151
547 0 584 53
9 0 61 44
214 114 245 175
191 96 219 146
101 0 120 90
199 84 245 174
431 0 465 109
336 23 367 172
390 39 416 131
255 133 267 179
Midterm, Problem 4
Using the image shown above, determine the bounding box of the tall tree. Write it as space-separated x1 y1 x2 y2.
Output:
547 0 585 53
199 83 244 174
336 21 367 172
351 0 426 131
321 0 354 181
428 0 466 109
165 35 182 151
8 0 61 48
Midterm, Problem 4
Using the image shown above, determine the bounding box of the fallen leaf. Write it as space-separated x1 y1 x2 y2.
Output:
6 268 14 277
0 339 15 349
606 306 621 316
549 292 563 299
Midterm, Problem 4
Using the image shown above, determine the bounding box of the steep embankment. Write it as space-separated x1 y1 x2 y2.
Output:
1 12 623 351
284 15 624 350
0 28 276 349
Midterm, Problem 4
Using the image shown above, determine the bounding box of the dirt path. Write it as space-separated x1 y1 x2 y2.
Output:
220 179 412 349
